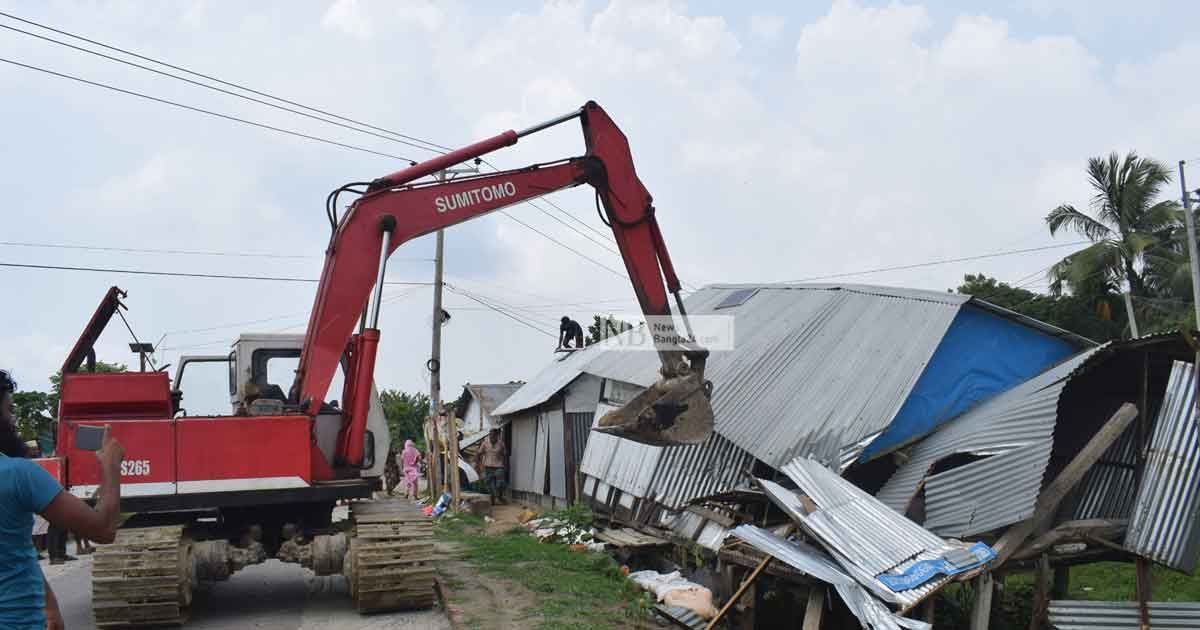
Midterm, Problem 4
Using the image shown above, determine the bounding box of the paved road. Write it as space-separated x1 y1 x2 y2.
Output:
43 555 450 630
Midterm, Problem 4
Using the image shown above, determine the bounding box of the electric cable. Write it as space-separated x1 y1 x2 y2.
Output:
0 56 416 163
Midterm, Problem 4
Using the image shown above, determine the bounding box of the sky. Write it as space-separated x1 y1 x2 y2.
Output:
1 0 1198 414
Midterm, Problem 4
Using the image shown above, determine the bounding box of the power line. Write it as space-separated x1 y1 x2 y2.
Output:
0 14 624 259
444 285 556 338
496 210 627 278
0 56 417 163
2 54 630 279
0 261 431 285
0 10 449 154
0 20 440 156
786 241 1090 283
0 240 433 262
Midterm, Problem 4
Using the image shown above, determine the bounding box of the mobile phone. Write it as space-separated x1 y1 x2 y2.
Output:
75 425 106 451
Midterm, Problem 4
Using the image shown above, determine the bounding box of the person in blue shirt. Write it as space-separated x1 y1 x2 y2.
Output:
0 369 124 630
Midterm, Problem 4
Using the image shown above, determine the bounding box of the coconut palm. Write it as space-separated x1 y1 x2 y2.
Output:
1046 151 1179 337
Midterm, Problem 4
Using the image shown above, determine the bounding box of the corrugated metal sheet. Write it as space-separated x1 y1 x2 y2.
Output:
1125 360 1200 573
509 412 538 493
547 407 566 499
1073 424 1139 521
1048 600 1200 629
876 347 1101 537
655 604 707 630
730 525 931 630
580 398 755 511
493 341 614 416
532 413 549 494
759 472 959 611
567 411 592 472
464 382 523 417
780 459 946 575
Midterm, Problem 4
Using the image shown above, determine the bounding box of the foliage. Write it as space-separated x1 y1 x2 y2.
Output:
379 389 429 450
586 314 634 345
10 362 127 452
544 503 596 529
1045 152 1182 335
955 274 1125 342
11 390 53 442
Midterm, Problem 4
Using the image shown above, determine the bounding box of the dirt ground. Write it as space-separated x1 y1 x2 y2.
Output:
439 502 540 628
437 540 543 629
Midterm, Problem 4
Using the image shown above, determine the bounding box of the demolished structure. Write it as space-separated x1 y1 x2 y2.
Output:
488 283 1200 628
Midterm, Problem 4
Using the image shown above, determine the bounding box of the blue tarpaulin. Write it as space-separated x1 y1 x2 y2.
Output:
859 306 1077 462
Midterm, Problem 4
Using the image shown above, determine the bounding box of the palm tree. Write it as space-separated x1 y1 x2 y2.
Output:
1046 151 1179 337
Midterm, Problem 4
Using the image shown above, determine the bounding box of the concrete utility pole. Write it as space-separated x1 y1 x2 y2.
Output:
429 164 476 508
1179 161 1200 329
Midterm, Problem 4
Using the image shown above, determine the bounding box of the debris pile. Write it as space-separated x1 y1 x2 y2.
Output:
523 515 605 551
627 570 718 620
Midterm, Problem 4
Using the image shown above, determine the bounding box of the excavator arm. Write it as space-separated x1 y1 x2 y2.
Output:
295 102 713 470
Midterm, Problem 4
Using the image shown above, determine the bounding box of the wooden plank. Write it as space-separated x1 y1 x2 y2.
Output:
1029 555 1050 630
992 403 1138 567
1012 519 1128 561
802 586 824 630
1135 557 1152 630
970 572 994 630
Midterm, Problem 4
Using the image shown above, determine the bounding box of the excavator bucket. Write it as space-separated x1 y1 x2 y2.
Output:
594 372 714 446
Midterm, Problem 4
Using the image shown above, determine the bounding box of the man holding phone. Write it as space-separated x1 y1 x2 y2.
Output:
0 369 125 630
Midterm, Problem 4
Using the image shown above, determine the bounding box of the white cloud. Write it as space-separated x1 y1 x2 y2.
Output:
748 14 786 42
321 0 373 40
3 0 1198 400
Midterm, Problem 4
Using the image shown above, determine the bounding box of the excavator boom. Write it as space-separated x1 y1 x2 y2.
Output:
295 102 713 463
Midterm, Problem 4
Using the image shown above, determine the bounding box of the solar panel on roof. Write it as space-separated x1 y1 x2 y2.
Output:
715 288 758 309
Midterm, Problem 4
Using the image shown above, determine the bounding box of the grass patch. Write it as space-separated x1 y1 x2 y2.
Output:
934 562 1200 628
436 513 652 629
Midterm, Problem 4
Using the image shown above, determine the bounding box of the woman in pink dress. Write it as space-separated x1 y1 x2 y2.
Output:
400 440 423 499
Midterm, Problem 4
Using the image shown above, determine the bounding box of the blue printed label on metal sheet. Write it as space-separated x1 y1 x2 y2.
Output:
877 542 996 592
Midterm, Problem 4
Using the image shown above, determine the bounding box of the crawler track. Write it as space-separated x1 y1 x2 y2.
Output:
92 525 194 627
345 499 436 612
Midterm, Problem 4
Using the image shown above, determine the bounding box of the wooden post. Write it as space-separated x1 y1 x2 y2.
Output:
802 586 825 630
992 403 1139 566
1135 557 1153 630
447 412 461 509
1052 566 1070 599
923 597 936 624
970 572 994 630
1029 555 1051 630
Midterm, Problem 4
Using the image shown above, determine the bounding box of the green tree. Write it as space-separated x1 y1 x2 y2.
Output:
11 390 53 442
955 274 1124 342
379 389 429 450
1045 152 1180 337
587 314 634 344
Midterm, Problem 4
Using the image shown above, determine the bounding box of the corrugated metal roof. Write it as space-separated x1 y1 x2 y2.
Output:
492 341 614 416
1125 360 1200 573
729 525 931 630
876 347 1101 537
463 382 523 417
1048 600 1200 629
580 400 755 510
583 284 967 468
1072 424 1139 521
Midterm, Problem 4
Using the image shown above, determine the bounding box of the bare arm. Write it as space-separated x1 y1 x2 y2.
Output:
43 573 63 630
42 427 123 544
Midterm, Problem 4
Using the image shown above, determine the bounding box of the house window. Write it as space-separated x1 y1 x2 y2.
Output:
715 288 758 309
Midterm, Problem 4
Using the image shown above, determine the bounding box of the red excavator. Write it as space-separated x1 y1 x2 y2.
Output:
43 101 713 626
